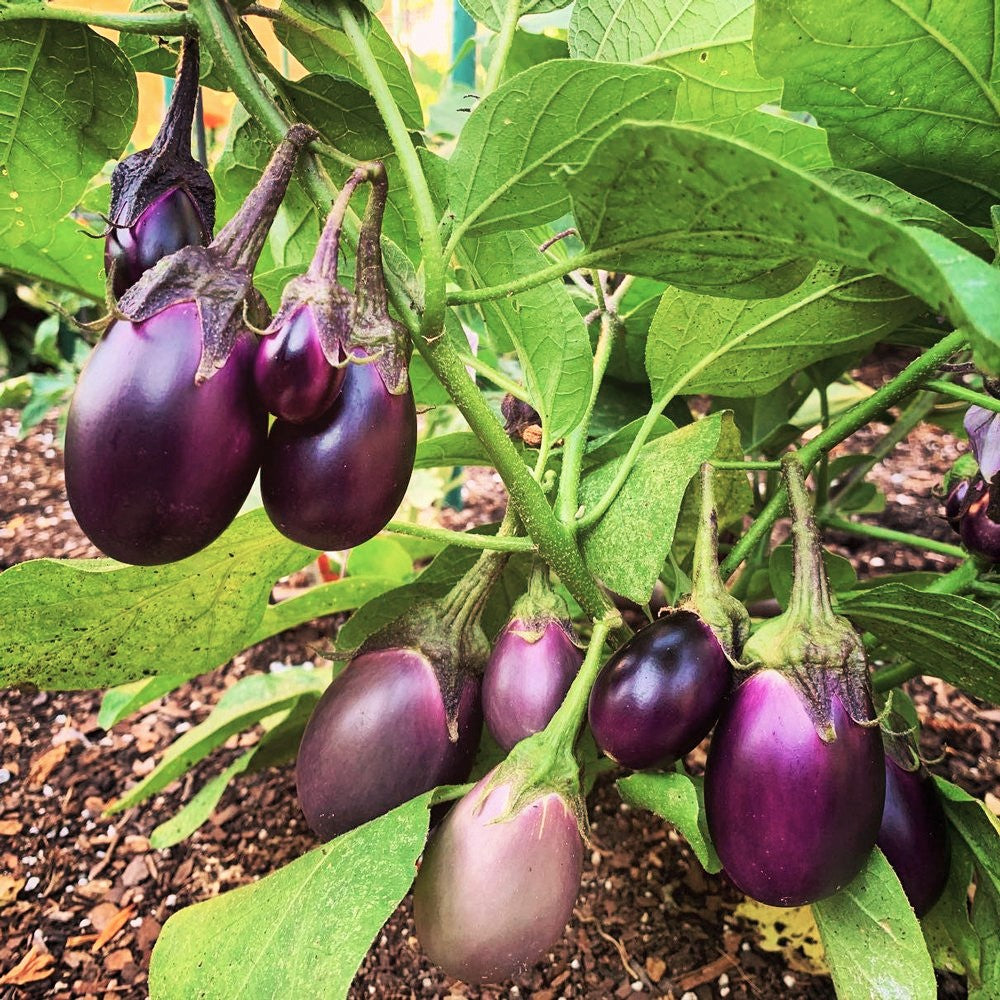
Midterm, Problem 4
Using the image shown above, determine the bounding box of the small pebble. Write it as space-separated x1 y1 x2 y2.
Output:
24 876 39 892
719 973 729 986
631 982 643 992
784 974 797 988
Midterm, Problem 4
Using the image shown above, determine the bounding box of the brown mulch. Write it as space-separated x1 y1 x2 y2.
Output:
0 381 996 999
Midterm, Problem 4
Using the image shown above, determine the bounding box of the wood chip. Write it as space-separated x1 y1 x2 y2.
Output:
646 956 667 982
104 947 133 972
27 742 68 787
0 819 24 836
91 904 136 953
0 874 24 906
675 953 739 992
0 942 55 985
66 934 99 948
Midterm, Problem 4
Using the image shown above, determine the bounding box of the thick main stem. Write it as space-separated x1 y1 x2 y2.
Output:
0 4 188 32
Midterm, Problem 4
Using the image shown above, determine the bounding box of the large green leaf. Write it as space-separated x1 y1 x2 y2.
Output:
460 0 572 33
414 431 496 469
0 21 136 250
921 840 980 980
617 771 721 873
568 0 830 167
275 12 422 131
108 668 329 812
148 793 432 999
837 585 1000 703
448 60 678 237
0 211 106 300
813 848 937 1000
755 0 1000 224
566 122 1000 371
578 413 724 602
464 231 592 441
0 510 312 690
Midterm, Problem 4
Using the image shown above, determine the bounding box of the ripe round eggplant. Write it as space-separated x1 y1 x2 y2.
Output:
482 618 582 751
705 669 885 907
960 488 1000 562
106 186 210 299
295 647 481 841
253 303 346 424
413 771 583 983
261 354 416 550
65 302 265 564
588 610 731 770
877 756 950 917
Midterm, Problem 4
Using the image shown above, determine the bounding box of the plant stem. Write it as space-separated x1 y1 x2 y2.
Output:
821 516 966 560
447 250 607 305
711 459 782 471
719 330 969 578
870 560 981 691
483 0 520 95
0 3 189 32
924 378 1000 414
459 352 531 401
559 313 617 530
384 520 536 552
339 6 446 343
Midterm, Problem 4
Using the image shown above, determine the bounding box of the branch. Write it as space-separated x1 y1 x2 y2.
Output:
0 3 189 33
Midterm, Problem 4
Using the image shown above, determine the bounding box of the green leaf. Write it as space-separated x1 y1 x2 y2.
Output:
567 122 1000 371
0 21 136 250
754 0 1000 224
0 509 312 690
276 13 422 131
0 212 106 300
282 0 382 28
921 840 980 979
464 231 592 440
578 413 724 603
617 771 721 873
491 27 568 85
812 848 937 1000
415 431 496 469
98 674 186 730
449 60 678 237
148 793 432 999
460 0 572 33
109 667 330 812
346 537 414 582
837 585 1000 702
770 544 857 607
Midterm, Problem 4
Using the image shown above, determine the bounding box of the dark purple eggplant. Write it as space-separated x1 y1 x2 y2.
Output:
877 751 950 917
960 487 1000 562
253 167 371 424
260 352 416 550
706 668 884 906
413 769 583 983
944 478 972 532
65 303 262 564
483 617 582 751
105 38 214 298
704 458 884 907
66 125 315 564
589 610 731 770
296 646 481 841
261 164 415 550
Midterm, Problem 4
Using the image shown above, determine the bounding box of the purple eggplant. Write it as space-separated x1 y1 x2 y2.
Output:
483 617 582 751
944 478 973 532
253 167 371 424
105 38 214 298
705 668 884 906
588 610 731 770
704 458 884 907
960 487 1000 562
260 352 416 550
65 303 263 564
877 752 950 917
413 770 583 983
295 646 481 841
261 164 416 550
66 125 316 564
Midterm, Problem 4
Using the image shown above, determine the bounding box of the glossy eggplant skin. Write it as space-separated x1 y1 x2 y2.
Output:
253 304 345 424
295 648 481 841
704 669 885 907
482 619 582 751
105 187 210 299
65 302 265 565
877 757 950 917
261 357 416 550
413 771 583 984
588 610 731 770
960 489 1000 562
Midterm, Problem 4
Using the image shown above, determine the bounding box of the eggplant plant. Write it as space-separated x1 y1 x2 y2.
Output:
2 1 1000 999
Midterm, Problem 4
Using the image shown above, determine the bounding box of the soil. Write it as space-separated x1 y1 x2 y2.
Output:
1 363 996 1000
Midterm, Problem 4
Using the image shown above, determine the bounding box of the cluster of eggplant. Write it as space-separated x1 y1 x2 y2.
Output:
293 462 952 986
65 40 415 566
943 399 1000 562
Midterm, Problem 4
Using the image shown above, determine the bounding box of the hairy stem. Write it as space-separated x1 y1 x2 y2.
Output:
821 516 965 560
924 378 1000 414
0 3 188 32
483 0 520 95
385 520 536 552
